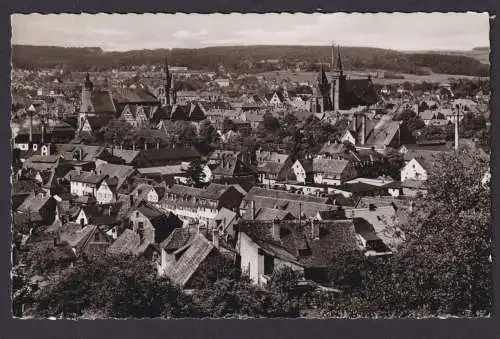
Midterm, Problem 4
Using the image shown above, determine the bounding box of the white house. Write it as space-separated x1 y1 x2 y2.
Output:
291 159 312 184
400 157 429 181
96 180 116 204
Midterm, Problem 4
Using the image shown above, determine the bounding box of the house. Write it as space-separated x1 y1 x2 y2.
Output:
341 113 401 151
291 159 313 184
160 183 244 226
401 157 432 182
312 158 357 186
255 150 295 186
69 172 108 198
94 163 136 204
211 156 256 188
236 219 360 285
107 228 160 260
159 232 229 288
17 193 57 225
127 204 183 245
130 148 201 167
57 223 111 257
73 204 121 228
240 187 335 220
120 104 158 127
344 204 403 251
208 207 240 240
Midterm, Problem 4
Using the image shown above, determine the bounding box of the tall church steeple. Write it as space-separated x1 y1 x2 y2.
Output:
163 57 176 105
330 44 344 111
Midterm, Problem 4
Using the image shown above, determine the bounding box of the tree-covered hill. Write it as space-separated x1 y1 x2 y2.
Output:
12 44 489 77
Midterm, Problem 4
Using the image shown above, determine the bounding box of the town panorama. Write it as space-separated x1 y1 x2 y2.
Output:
11 13 491 319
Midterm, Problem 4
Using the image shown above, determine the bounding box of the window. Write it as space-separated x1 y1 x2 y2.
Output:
136 212 139 218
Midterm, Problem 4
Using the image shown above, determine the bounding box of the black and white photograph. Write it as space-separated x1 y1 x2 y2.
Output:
10 12 492 319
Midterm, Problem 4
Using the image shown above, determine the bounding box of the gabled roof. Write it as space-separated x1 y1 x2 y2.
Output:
95 163 135 189
85 90 115 113
312 158 350 175
238 219 359 267
164 233 215 287
70 172 108 185
107 229 150 256
17 194 52 214
159 228 196 253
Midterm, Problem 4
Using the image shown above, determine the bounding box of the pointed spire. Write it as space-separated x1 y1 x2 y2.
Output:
84 72 93 89
336 45 343 71
331 43 335 70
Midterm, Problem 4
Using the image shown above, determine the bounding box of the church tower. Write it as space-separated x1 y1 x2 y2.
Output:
163 58 177 106
330 45 344 111
79 73 94 130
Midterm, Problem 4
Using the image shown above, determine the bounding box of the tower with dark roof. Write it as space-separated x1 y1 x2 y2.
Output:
330 45 345 111
162 58 177 106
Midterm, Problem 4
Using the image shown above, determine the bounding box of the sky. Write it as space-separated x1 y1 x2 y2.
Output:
11 12 490 52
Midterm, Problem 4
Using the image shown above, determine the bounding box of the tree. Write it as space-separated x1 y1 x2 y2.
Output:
98 118 132 145
32 254 189 318
384 147 405 180
198 120 219 145
183 159 206 187
320 149 491 317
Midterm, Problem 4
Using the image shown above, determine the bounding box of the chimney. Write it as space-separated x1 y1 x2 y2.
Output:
311 219 320 240
360 114 366 146
272 219 280 241
454 105 460 151
41 120 46 145
144 142 148 150
156 140 160 149
212 228 219 249
132 143 136 151
250 200 256 220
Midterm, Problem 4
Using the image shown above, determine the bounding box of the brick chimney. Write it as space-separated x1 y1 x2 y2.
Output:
271 219 280 241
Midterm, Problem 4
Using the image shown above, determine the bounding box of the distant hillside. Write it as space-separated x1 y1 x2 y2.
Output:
11 44 490 77
404 47 490 65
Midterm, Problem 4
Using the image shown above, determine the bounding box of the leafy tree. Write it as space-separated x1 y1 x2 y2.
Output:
320 149 491 317
98 118 132 145
183 159 206 187
32 254 189 318
198 120 219 145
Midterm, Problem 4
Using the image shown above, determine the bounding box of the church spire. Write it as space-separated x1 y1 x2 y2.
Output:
331 43 335 70
336 45 343 72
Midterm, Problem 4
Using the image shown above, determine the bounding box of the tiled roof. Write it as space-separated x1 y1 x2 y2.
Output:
164 233 215 287
18 194 52 214
70 172 108 185
90 90 116 113
160 228 196 252
238 219 359 268
113 88 159 104
95 163 135 189
312 158 350 175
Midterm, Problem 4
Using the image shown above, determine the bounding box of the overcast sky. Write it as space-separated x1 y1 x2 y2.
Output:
11 12 490 52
